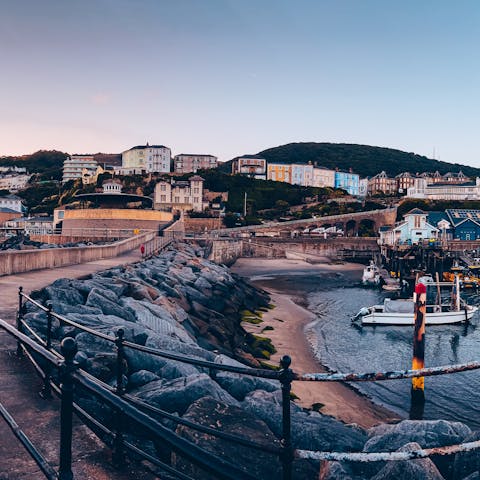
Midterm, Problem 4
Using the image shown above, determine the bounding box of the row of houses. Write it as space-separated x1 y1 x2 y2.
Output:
369 170 469 195
231 158 475 199
379 208 480 246
231 156 366 196
62 145 219 184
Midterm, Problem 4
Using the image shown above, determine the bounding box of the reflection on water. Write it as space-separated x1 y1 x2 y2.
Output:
308 286 480 428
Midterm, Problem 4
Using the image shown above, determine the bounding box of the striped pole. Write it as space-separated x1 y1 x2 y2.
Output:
411 281 426 418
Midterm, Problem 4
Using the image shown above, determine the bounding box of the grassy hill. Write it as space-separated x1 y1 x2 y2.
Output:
255 143 480 178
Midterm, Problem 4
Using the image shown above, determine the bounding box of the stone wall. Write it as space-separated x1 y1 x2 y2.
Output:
184 217 223 233
206 237 379 265
0 232 156 276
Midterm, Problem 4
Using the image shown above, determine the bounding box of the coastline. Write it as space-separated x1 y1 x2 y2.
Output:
232 258 399 429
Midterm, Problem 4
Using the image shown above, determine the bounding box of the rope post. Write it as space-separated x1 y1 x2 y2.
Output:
16 286 24 356
279 355 294 480
59 337 77 480
113 328 126 467
40 302 53 399
410 282 426 419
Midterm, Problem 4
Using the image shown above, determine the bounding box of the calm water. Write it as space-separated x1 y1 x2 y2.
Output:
256 272 480 429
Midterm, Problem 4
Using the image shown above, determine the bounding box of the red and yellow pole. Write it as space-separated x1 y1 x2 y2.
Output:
410 281 426 418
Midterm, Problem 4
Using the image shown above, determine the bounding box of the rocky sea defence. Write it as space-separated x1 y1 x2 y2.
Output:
23 242 480 479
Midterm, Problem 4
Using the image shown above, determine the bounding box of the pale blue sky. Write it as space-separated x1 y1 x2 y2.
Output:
1 0 479 165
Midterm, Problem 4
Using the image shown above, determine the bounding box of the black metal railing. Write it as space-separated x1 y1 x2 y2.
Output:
2 286 480 479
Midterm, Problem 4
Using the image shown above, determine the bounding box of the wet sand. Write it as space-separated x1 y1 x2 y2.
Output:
231 258 399 429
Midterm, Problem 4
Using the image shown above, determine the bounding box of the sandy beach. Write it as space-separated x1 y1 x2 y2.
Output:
231 258 399 429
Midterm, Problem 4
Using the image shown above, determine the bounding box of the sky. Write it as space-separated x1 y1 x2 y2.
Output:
1 0 479 165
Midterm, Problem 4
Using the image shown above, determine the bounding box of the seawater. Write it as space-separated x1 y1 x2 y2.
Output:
256 271 480 429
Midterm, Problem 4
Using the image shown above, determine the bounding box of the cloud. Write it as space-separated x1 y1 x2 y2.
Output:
90 92 112 105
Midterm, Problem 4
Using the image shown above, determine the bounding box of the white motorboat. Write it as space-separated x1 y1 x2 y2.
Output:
355 276 478 325
362 261 380 286
357 299 477 325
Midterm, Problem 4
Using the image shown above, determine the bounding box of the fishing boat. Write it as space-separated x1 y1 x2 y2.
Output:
355 276 478 325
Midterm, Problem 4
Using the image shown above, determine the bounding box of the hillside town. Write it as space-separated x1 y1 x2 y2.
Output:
2 143 480 240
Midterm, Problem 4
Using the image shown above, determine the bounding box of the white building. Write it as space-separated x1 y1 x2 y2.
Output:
174 154 218 173
0 174 31 191
358 178 369 197
407 178 480 200
102 179 123 194
154 175 206 212
0 194 24 213
231 156 267 180
62 155 100 184
122 144 171 173
312 167 335 188
379 208 438 247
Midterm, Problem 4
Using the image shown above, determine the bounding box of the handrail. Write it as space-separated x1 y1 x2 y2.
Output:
0 401 58 480
0 319 60 368
20 292 480 384
21 292 281 379
296 361 480 382
73 371 259 480
11 285 480 479
296 438 480 462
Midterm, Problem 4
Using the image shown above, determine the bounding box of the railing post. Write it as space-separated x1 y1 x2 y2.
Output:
16 286 24 356
115 328 125 395
410 281 426 420
279 355 294 480
113 328 126 467
40 302 53 399
59 337 77 480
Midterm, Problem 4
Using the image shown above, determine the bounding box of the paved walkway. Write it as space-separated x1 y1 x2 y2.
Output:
0 251 159 479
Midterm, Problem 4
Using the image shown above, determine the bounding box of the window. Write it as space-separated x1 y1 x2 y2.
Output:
193 187 199 194
160 184 166 191
160 195 166 202
194 197 199 203
174 196 180 203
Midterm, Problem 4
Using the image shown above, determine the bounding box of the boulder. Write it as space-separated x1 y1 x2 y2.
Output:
120 298 193 344
452 430 480 479
128 370 160 389
132 373 240 415
243 390 367 452
371 442 445 480
174 396 282 480
365 420 471 453
365 419 471 478
85 288 136 323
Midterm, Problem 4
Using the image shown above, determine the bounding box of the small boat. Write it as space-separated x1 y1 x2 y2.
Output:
362 261 381 286
355 276 478 325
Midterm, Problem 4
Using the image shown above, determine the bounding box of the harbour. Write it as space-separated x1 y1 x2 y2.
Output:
232 257 480 430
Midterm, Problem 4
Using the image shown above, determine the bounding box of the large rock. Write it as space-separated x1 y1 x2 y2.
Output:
365 420 471 453
120 297 193 344
371 442 445 480
365 419 471 479
173 396 282 480
452 430 480 479
214 354 279 400
243 390 367 452
132 373 240 415
85 288 136 323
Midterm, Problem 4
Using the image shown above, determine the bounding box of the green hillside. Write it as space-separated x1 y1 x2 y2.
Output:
0 150 67 181
256 143 480 178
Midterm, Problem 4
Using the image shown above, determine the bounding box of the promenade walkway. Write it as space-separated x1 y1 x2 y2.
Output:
0 250 158 479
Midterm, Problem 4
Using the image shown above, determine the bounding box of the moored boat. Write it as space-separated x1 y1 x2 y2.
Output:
355 276 478 325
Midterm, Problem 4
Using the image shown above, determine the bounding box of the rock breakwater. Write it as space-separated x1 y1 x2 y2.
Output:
23 242 480 479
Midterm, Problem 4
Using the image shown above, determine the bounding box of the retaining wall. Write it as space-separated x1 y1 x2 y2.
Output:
0 232 156 276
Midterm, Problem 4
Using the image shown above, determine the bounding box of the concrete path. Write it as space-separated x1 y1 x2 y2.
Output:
0 250 159 479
